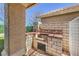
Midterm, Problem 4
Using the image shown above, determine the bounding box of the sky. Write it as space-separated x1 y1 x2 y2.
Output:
0 3 77 25
0 3 4 25
26 3 76 26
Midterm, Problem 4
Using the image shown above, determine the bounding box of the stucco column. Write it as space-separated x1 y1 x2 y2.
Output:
2 4 26 56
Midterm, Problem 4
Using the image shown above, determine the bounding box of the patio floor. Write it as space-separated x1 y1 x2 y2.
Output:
25 48 49 56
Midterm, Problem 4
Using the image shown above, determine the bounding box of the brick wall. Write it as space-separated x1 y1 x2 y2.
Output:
40 12 79 55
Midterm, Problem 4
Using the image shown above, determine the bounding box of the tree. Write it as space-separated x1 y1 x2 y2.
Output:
32 11 42 32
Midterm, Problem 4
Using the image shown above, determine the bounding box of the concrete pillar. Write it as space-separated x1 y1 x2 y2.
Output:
2 4 26 56
69 17 79 56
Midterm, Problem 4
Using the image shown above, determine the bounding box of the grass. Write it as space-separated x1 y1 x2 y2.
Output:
0 33 4 56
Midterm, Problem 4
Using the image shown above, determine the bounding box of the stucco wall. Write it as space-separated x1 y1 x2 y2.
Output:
69 17 79 56
40 12 79 55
